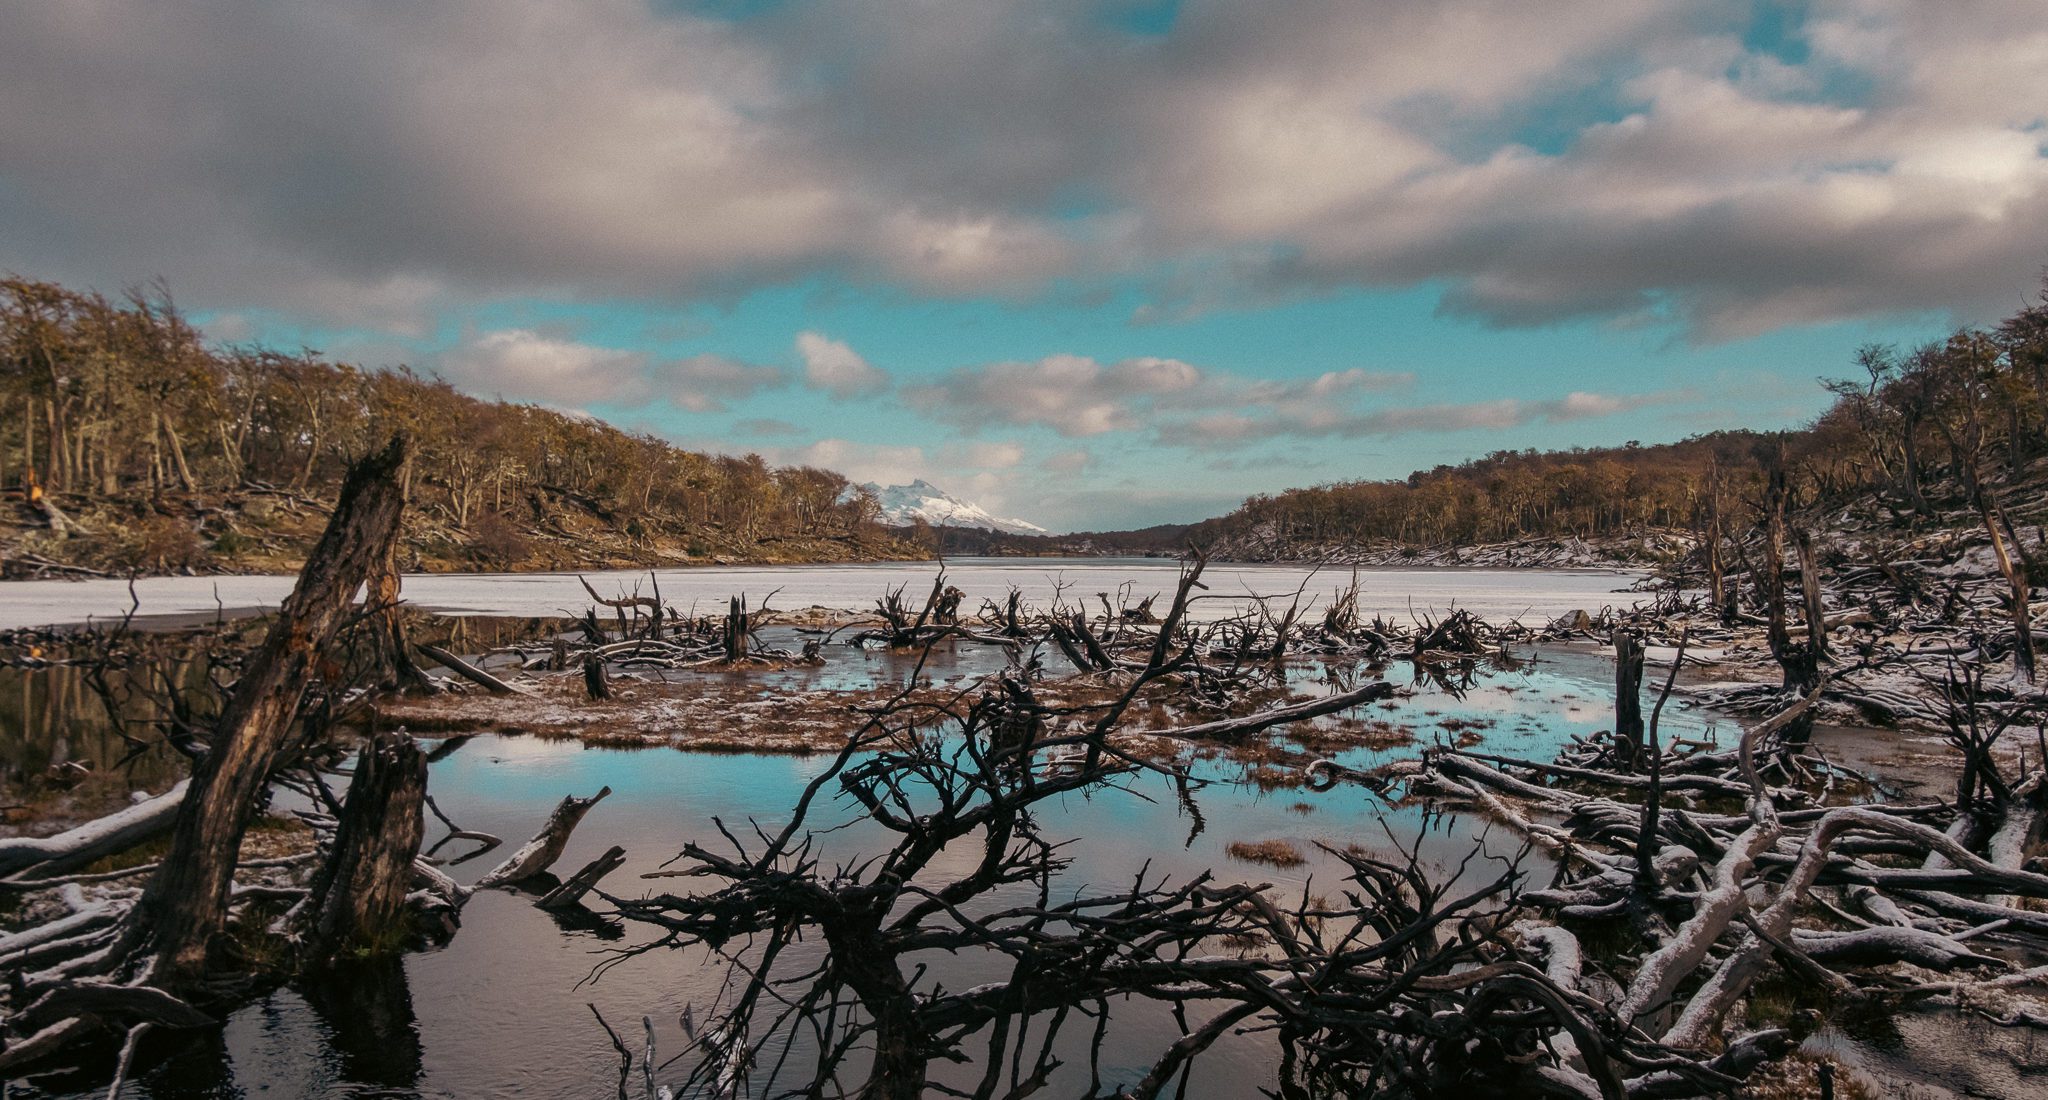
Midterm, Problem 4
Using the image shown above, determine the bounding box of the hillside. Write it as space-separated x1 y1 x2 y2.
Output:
1189 283 2048 568
0 276 923 577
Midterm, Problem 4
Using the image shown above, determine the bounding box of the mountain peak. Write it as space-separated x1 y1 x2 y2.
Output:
858 480 1047 536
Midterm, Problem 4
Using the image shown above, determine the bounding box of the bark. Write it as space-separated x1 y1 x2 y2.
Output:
583 653 612 701
301 733 429 961
126 434 411 989
1612 631 1645 770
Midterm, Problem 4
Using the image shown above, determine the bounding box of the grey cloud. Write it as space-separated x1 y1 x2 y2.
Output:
3 1 2044 337
1179 390 1677 447
904 355 1410 439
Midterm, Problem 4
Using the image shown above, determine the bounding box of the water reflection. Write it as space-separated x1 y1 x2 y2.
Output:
7 639 1743 1098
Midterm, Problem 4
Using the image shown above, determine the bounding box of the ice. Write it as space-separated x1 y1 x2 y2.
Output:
0 556 1645 629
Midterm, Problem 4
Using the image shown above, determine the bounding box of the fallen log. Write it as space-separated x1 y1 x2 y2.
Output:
416 642 527 696
0 781 189 880
539 845 626 910
475 787 613 889
1137 681 1395 742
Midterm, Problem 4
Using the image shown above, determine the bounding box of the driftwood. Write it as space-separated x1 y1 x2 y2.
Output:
0 780 189 880
416 642 526 696
475 787 613 889
539 845 627 910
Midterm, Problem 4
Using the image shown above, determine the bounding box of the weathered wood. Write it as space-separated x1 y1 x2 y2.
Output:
1612 630 1645 770
0 780 188 880
1794 529 1831 661
583 652 613 701
538 845 626 910
301 733 429 960
416 642 525 696
370 541 436 697
129 434 413 988
723 595 750 662
475 787 613 889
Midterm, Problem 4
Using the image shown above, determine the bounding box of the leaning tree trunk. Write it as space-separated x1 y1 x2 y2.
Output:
125 434 412 989
301 732 429 962
370 534 436 697
1972 494 2036 683
1794 529 1830 662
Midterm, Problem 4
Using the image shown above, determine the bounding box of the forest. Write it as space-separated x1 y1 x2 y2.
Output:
1195 284 2048 556
0 276 915 577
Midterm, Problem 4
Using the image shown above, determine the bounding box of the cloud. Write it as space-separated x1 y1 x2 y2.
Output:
906 354 1412 439
939 440 1027 469
441 329 782 412
762 439 928 486
796 331 888 397
1044 449 1092 474
735 417 804 437
5 2 2046 340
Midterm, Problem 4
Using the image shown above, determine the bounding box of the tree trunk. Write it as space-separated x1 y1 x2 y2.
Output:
126 434 411 989
302 732 429 961
160 413 196 493
583 653 612 701
1795 530 1830 661
1612 631 1645 771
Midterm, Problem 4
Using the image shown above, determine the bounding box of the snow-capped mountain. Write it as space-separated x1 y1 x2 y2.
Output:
857 480 1048 536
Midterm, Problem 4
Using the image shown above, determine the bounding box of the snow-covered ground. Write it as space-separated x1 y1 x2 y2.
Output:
0 557 1644 629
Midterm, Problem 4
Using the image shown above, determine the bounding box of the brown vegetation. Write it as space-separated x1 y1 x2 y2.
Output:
1225 838 1307 867
1197 278 2048 570
0 275 921 577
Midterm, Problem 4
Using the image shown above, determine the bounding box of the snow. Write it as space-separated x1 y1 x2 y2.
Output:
858 480 1047 535
0 557 1646 629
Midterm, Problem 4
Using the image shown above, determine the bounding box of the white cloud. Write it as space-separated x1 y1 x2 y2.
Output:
765 439 927 486
441 329 783 412
796 331 888 397
906 354 1416 440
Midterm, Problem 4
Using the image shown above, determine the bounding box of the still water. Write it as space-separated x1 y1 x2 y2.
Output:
6 634 1734 1098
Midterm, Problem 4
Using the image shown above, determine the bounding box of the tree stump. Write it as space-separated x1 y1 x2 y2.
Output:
303 732 429 961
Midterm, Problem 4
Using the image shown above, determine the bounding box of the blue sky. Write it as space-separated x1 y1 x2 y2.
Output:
4 1 2044 530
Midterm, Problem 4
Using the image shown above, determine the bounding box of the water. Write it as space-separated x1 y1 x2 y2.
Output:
0 557 1644 629
5 636 1741 1099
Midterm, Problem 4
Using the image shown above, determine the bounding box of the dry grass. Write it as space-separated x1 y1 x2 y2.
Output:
1227 839 1307 868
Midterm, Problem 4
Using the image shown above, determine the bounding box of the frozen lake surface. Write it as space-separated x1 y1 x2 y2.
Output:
0 556 1644 628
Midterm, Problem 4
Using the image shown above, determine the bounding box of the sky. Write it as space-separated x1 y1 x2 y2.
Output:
3 1 2046 532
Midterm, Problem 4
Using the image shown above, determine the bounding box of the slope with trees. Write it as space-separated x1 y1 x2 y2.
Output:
0 277 917 576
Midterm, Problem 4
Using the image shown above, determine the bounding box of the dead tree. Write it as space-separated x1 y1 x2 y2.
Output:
369 535 436 697
126 433 412 989
723 595 749 662
1757 438 1821 744
301 731 429 962
583 652 612 701
1612 630 1646 771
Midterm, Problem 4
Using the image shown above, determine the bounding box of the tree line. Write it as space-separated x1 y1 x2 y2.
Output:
1197 278 2048 554
1 276 902 572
